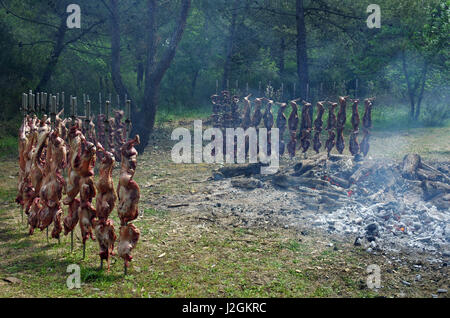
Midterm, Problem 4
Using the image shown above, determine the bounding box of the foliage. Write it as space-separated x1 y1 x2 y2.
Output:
0 0 448 140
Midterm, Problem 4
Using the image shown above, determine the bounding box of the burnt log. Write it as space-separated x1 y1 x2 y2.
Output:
217 163 264 178
402 154 422 179
421 180 450 201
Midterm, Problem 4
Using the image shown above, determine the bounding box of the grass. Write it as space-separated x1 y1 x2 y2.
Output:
0 110 448 298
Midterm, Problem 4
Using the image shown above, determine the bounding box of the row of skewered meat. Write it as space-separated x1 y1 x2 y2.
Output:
16 111 141 272
210 93 374 158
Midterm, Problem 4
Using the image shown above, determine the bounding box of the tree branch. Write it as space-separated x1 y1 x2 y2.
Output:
0 0 59 29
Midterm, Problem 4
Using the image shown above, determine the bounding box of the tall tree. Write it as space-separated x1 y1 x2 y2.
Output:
130 0 191 152
296 0 308 99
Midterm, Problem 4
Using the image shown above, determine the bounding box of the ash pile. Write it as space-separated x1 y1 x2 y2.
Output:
213 153 450 257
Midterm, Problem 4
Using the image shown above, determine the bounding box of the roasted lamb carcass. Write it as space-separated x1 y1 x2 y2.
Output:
351 99 360 131
30 117 51 196
117 135 141 226
325 130 336 156
79 179 97 243
287 100 299 157
337 96 349 129
251 98 263 127
276 102 287 156
262 98 274 155
77 142 97 243
361 98 374 157
27 197 41 235
362 98 374 130
241 94 252 130
95 143 117 220
63 198 80 235
38 131 66 239
63 125 84 205
17 117 33 209
95 219 117 271
336 127 345 154
118 223 140 269
325 102 338 156
299 101 312 154
313 101 325 153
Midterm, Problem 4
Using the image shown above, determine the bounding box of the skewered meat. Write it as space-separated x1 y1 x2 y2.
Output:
263 98 274 129
117 135 140 225
77 140 97 243
17 116 32 208
325 102 338 156
262 98 274 155
30 117 50 195
118 223 140 268
251 98 263 127
363 98 374 130
287 100 299 157
361 98 374 157
326 102 338 130
351 99 360 131
63 125 84 205
337 96 349 128
313 102 325 153
241 94 252 130
231 95 240 128
21 177 36 215
38 130 66 239
79 178 97 243
335 97 348 155
210 94 221 128
349 131 360 156
336 127 345 154
28 197 41 235
63 198 80 235
300 101 312 154
276 102 287 155
51 209 63 239
95 219 117 271
325 130 336 156
95 143 117 220
313 102 325 132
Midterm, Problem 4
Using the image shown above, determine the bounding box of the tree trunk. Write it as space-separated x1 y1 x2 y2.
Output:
402 51 416 120
191 68 199 98
415 62 428 120
296 0 309 100
110 0 131 101
131 0 191 153
278 37 286 76
36 14 67 91
222 0 239 90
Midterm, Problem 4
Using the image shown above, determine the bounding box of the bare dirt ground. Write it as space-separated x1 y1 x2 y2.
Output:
0 122 448 298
